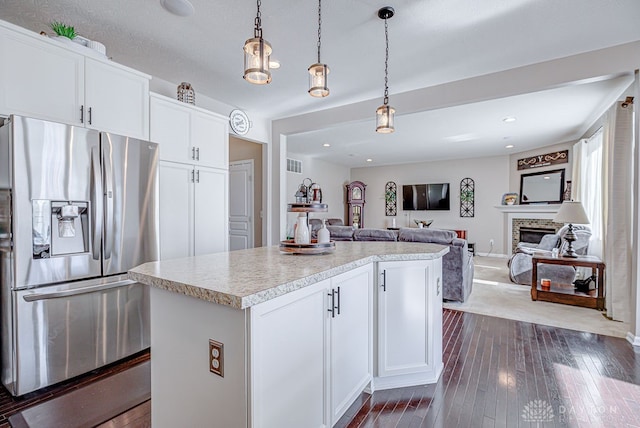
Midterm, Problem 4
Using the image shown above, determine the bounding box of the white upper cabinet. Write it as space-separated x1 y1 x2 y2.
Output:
0 20 150 140
84 58 149 139
150 93 228 169
0 27 84 125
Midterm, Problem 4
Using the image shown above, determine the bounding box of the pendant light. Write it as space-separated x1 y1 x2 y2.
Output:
244 0 272 84
376 6 395 133
308 0 329 97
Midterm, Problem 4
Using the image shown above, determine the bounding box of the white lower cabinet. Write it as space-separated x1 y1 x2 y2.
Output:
329 265 373 424
375 258 443 390
249 264 373 428
159 161 228 260
150 260 441 428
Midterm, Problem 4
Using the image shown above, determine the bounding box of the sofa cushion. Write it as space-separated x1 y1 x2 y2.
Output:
354 228 398 242
398 228 456 245
326 225 355 241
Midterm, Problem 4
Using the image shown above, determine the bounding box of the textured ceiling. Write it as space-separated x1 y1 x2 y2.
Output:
1 0 639 165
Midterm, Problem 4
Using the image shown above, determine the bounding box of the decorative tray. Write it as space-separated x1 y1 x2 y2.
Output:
287 203 328 212
279 239 335 254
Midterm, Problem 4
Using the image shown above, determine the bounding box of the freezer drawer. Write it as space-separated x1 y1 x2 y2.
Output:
4 279 149 396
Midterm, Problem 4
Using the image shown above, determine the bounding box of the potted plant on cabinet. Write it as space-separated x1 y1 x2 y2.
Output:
50 21 76 40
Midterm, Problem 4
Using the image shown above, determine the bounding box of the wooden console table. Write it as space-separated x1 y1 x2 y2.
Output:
531 254 605 310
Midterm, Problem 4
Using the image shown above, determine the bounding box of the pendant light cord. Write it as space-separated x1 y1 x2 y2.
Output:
383 16 390 105
254 0 262 38
317 0 322 63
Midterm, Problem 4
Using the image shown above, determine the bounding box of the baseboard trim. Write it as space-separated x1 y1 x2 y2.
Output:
626 332 640 347
476 252 508 258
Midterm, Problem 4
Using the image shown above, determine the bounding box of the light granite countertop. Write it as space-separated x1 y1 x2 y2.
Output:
129 241 449 309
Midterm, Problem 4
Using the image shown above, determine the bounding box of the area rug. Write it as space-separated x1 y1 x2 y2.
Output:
444 256 629 338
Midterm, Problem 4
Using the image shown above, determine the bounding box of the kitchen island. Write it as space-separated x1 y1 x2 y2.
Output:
130 241 448 428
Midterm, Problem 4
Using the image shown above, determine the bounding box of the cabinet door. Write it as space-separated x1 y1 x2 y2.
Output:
84 57 149 139
378 260 432 377
150 94 192 163
194 167 228 255
0 29 84 124
191 110 228 169
250 279 330 428
159 162 194 260
330 264 372 425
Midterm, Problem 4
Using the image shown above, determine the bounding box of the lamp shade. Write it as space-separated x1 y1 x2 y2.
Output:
553 201 590 224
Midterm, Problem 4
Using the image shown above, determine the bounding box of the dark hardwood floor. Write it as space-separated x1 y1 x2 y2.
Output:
2 309 639 427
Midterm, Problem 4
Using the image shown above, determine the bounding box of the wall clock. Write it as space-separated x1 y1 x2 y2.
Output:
229 109 250 135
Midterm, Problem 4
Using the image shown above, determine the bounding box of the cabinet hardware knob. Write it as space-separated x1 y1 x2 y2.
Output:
196 170 200 183
335 286 341 315
196 147 200 161
80 105 84 123
88 107 92 125
191 147 196 160
381 270 386 292
327 290 336 318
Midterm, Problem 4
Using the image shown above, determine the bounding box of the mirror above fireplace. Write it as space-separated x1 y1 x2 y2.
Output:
519 168 565 205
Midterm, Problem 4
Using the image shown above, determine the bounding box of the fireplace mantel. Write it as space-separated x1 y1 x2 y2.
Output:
494 204 561 214
496 204 563 254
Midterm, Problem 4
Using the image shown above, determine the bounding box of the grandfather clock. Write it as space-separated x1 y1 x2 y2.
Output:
346 181 366 228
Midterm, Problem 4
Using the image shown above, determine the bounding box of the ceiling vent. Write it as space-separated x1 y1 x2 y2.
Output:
287 158 302 174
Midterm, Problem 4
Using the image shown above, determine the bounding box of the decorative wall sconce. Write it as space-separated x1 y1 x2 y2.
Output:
308 0 329 97
243 0 272 84
375 6 395 133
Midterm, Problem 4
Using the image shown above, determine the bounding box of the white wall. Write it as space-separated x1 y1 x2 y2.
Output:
285 153 350 235
351 155 509 255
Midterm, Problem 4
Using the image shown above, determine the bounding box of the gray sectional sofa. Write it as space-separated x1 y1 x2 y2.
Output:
320 225 474 302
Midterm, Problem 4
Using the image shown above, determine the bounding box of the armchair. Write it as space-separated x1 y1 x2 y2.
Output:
508 225 591 285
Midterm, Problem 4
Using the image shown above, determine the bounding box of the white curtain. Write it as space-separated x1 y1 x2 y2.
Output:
572 130 603 258
574 103 634 322
603 103 634 322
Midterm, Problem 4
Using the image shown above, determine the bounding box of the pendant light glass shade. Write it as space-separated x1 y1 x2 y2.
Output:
243 37 272 84
308 63 330 97
376 104 395 133
376 6 395 133
309 0 329 97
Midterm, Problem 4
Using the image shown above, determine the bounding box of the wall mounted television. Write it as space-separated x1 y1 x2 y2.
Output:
402 183 450 211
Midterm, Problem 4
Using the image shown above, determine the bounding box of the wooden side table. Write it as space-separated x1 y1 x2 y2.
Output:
531 254 605 310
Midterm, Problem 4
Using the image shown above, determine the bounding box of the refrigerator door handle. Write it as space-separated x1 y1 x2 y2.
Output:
103 143 114 260
22 280 137 302
91 147 103 260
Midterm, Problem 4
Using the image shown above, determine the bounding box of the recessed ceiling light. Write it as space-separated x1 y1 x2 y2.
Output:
269 60 281 69
366 158 373 162
160 0 194 16
505 144 514 149
502 116 517 123
544 176 550 180
323 143 331 147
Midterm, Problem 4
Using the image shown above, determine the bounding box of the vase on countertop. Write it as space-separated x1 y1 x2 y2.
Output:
294 213 310 244
317 219 330 244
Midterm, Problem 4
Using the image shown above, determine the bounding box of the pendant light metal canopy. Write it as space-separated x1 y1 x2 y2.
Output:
376 6 395 133
244 0 272 84
309 0 329 97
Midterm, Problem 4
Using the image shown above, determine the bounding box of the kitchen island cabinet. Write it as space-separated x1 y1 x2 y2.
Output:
129 242 448 428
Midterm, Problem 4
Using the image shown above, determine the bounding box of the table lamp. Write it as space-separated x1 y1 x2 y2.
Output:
553 200 590 258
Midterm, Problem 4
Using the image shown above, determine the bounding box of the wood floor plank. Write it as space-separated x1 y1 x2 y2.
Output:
3 309 640 428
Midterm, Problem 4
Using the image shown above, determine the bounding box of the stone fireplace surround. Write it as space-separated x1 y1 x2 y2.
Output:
511 219 562 254
495 205 563 255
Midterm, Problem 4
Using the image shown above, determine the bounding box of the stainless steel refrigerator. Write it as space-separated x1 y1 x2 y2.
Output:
0 115 159 396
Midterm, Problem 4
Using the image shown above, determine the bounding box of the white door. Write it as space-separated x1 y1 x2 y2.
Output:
150 94 191 163
229 160 254 251
192 110 228 169
159 161 194 260
194 166 228 255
